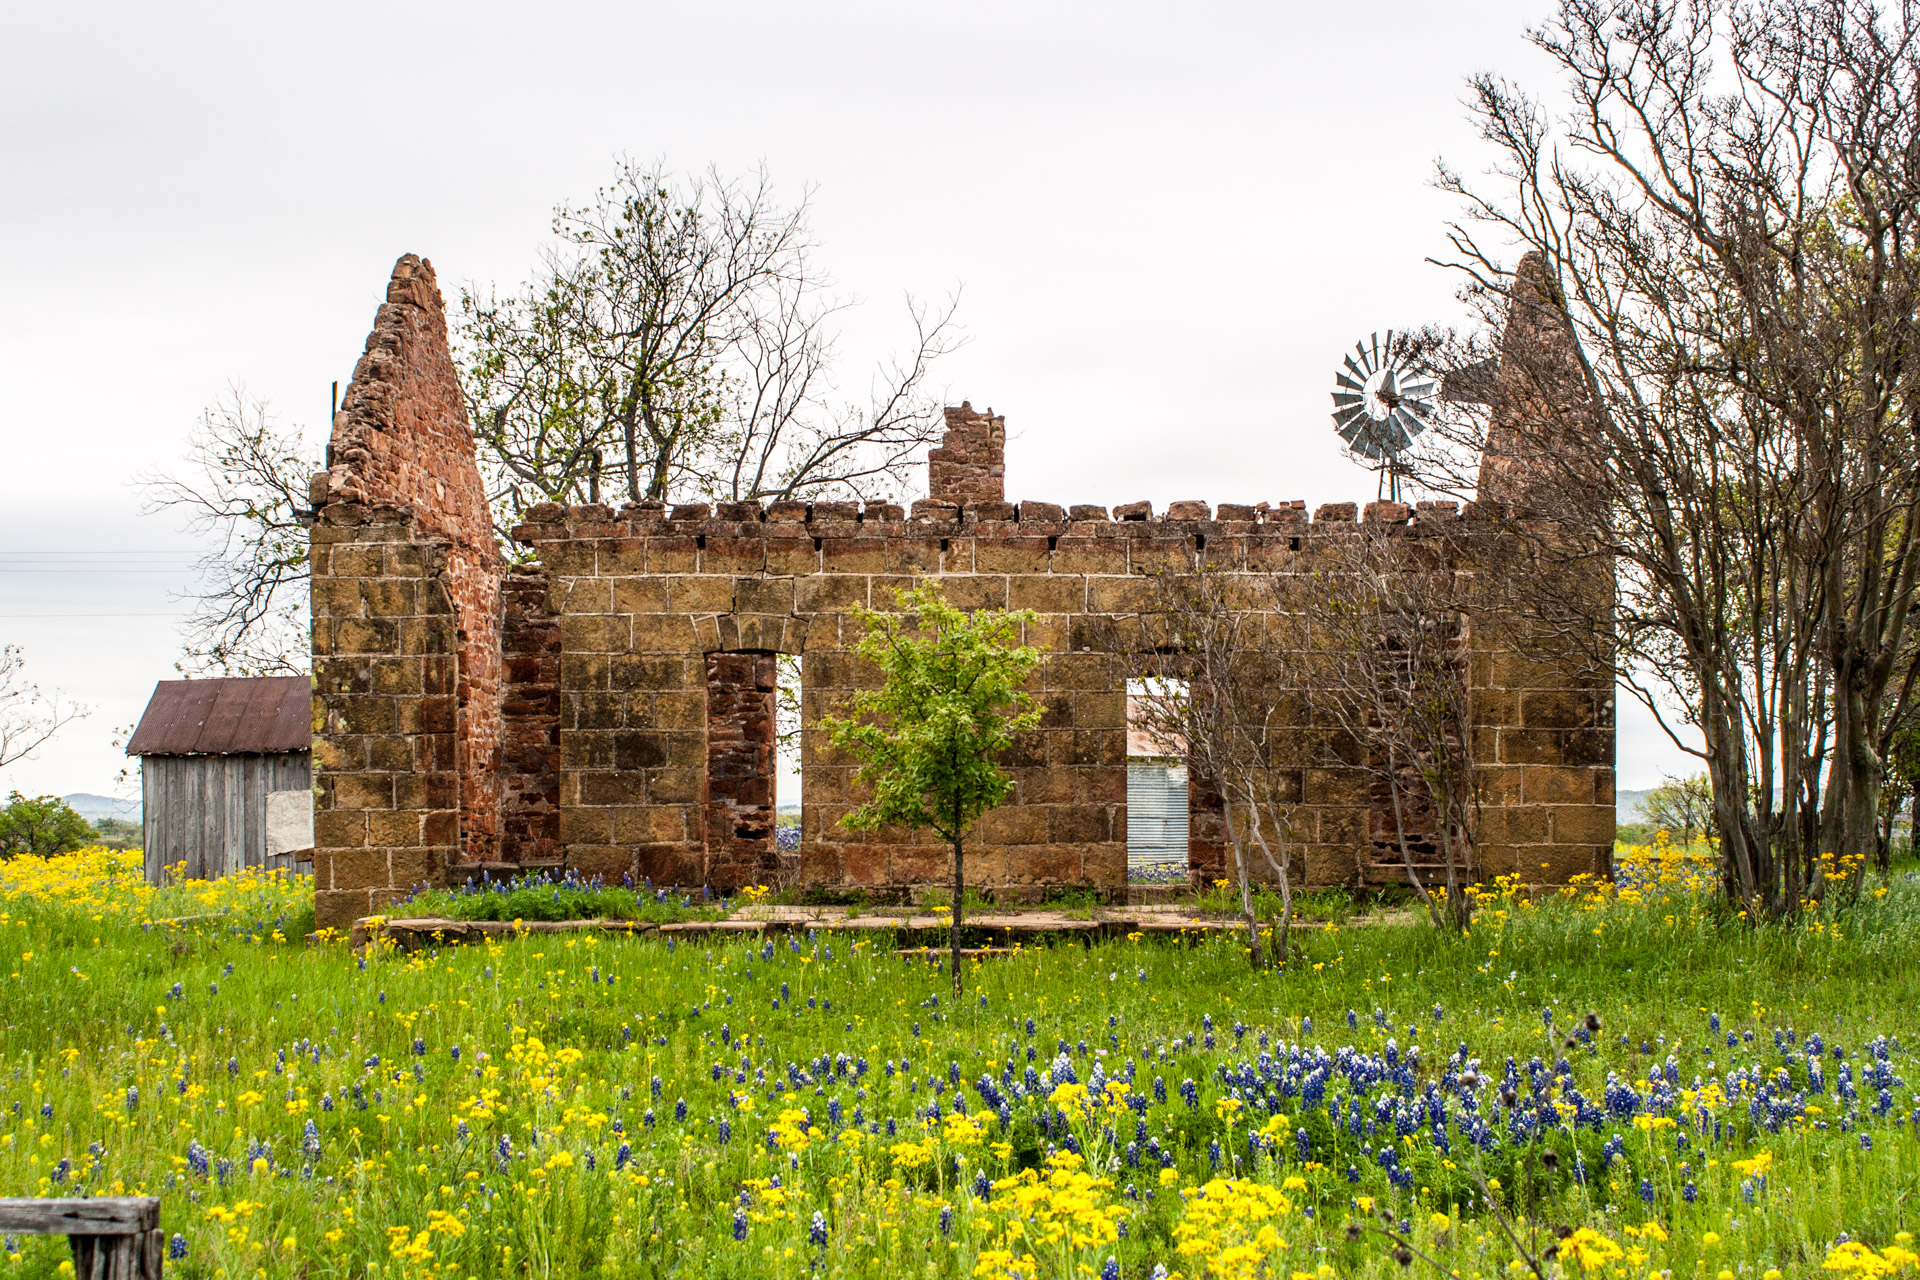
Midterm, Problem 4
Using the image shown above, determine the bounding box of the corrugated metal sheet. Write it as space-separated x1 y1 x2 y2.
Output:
126 676 312 757
1127 760 1189 869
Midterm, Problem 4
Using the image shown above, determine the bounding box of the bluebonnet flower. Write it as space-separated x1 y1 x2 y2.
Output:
1683 1181 1698 1203
168 1236 188 1260
1101 1258 1120 1280
809 1212 828 1246
733 1208 748 1241
1639 1179 1655 1205
940 1205 954 1236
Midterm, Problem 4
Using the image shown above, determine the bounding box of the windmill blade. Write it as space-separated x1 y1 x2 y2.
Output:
1401 378 1437 400
1343 353 1369 382
1370 332 1382 371
1332 405 1370 430
1335 370 1365 392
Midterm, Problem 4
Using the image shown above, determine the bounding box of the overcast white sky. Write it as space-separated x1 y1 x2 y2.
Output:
0 0 1699 805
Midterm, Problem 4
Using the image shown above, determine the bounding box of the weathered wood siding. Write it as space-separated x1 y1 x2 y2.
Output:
141 753 312 884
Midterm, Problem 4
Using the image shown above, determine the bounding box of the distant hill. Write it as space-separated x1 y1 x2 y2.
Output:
63 793 141 823
1617 789 1651 823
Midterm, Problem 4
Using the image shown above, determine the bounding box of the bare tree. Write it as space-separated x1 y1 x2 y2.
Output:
1126 562 1308 967
0 647 88 773
141 389 320 676
461 160 960 527
1417 0 1920 918
1303 523 1480 931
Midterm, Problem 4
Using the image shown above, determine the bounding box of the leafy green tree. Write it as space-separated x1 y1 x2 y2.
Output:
821 584 1041 996
1641 775 1715 846
0 793 97 858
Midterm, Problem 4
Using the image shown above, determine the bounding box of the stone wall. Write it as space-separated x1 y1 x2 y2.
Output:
490 492 1612 898
497 568 561 868
309 507 460 929
307 253 1615 926
312 255 502 864
927 403 1005 504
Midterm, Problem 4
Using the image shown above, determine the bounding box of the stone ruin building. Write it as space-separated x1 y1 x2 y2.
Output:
306 254 1614 932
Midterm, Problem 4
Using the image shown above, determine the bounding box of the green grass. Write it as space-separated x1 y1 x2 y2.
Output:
1 855 1917 1279
394 869 730 925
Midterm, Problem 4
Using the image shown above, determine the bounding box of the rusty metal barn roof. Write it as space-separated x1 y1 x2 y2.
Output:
125 676 312 757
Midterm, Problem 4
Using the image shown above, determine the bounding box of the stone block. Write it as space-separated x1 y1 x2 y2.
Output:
1520 690 1596 729
314 889 374 933
976 805 1048 844
1113 501 1152 521
610 576 667 614
935 575 1009 610
1008 575 1087 613
366 809 423 848
1047 804 1112 843
315 808 367 849
819 539 890 574
1551 804 1616 845
561 614 630 655
331 772 395 810
665 576 733 612
796 575 870 612
631 613 696 652
1520 766 1594 806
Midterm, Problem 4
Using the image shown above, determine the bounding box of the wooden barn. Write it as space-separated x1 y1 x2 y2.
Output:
126 676 313 883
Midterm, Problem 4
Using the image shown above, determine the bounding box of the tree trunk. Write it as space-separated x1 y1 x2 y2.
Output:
1219 791 1263 970
1243 785 1292 966
1386 746 1443 929
951 801 965 999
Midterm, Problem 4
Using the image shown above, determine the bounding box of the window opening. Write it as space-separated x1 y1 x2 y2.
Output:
704 651 778 889
775 653 803 856
1126 677 1190 877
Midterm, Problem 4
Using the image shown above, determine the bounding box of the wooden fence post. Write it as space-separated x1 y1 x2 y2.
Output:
0 1198 162 1280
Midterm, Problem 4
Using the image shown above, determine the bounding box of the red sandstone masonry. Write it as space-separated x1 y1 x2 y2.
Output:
927 402 1005 504
310 257 1613 912
314 255 503 864
498 569 561 867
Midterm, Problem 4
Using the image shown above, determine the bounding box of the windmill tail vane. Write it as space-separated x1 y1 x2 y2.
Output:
1328 330 1436 502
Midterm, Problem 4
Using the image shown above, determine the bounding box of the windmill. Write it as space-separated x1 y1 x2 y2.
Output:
1330 331 1436 502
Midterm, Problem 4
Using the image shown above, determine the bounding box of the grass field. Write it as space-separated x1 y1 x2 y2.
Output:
1 846 1918 1279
